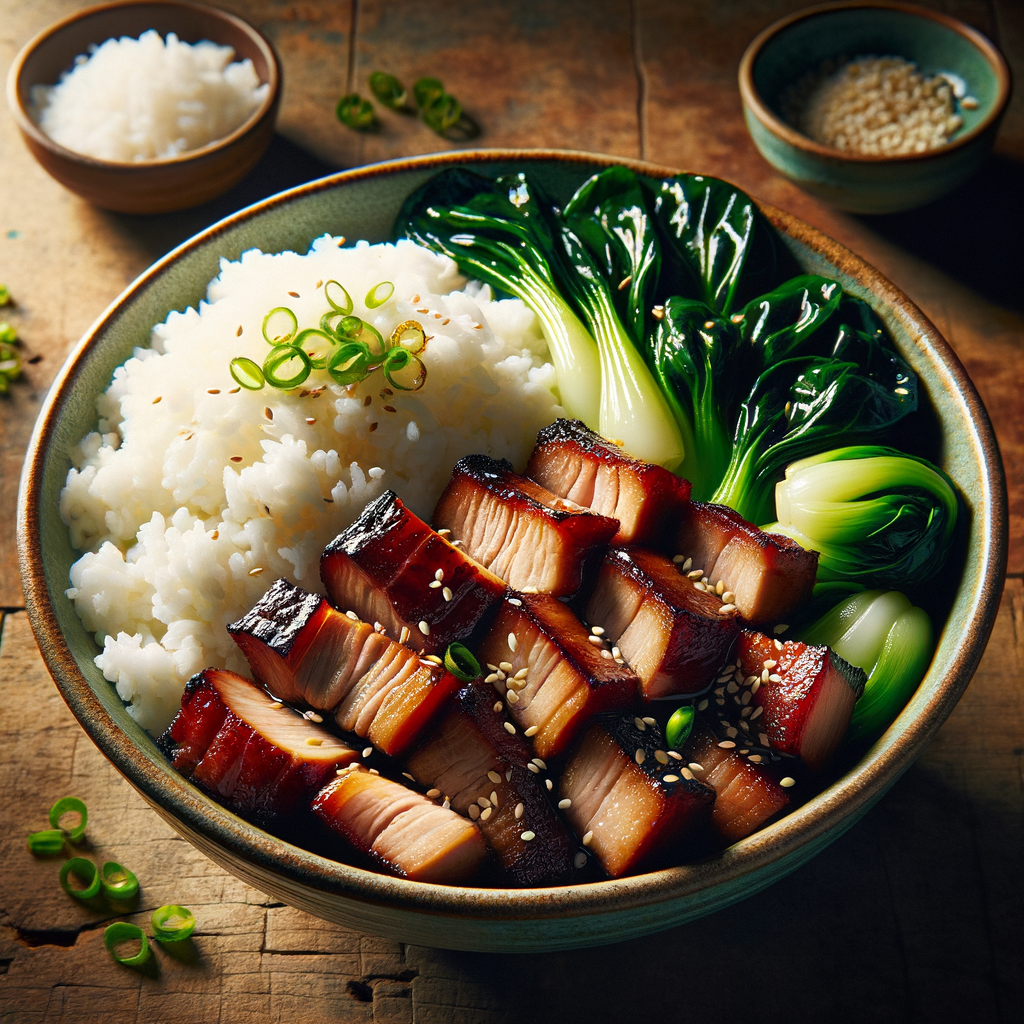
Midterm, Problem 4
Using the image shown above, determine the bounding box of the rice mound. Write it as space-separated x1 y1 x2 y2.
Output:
61 238 562 733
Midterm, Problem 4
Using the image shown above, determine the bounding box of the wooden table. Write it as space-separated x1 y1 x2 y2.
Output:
2 2 1021 1020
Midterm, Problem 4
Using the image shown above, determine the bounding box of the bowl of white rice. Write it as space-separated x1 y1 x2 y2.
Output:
18 150 1005 950
738 1 1011 213
6 1 280 213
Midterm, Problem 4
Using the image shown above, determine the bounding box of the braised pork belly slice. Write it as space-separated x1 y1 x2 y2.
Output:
313 765 487 884
737 631 865 771
526 418 691 545
476 593 637 759
159 668 358 821
559 715 714 877
432 454 619 598
228 578 390 708
586 548 739 699
321 490 506 654
674 502 817 624
403 680 574 887
684 720 789 842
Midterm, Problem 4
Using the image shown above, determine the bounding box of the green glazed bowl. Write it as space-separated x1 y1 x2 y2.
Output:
18 149 1007 951
739 1 1011 213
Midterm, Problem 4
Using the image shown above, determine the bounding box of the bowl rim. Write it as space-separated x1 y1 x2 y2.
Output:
5 0 281 170
17 147 1008 922
738 0 1012 165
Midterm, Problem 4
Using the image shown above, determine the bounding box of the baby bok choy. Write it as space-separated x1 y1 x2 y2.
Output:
767 445 959 588
800 590 935 743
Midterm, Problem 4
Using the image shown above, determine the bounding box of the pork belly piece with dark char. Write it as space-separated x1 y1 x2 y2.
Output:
313 765 487 884
403 680 575 887
684 719 789 842
560 714 714 877
432 454 619 597
586 548 739 699
321 490 506 654
737 631 865 771
229 578 459 757
159 668 358 821
674 501 817 624
476 593 637 759
526 418 691 545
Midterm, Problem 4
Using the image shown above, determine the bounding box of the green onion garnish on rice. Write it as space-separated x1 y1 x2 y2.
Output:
294 327 338 370
263 345 311 389
152 904 196 942
382 347 427 391
262 306 298 345
60 858 102 900
391 320 426 353
230 356 265 390
327 341 371 386
365 281 395 308
49 796 87 842
104 922 151 966
324 280 353 315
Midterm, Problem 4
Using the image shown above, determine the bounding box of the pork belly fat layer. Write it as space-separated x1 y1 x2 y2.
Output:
476 593 637 758
738 631 865 771
433 453 618 597
586 548 739 698
674 502 817 623
159 669 357 820
526 418 691 545
404 681 575 887
321 490 506 653
560 716 714 877
685 720 788 842
313 767 487 884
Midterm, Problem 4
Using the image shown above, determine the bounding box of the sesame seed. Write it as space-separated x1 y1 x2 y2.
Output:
769 674 782 683
521 586 539 594
694 582 707 592
506 769 513 781
582 831 593 846
248 567 264 577
533 758 547 770
726 727 738 738
635 748 645 765
360 746 373 758
715 581 725 595
264 407 273 420
508 597 522 607
668 750 683 760
545 779 553 790
419 620 430 635
369 769 380 776
749 754 763 763
499 661 513 672
763 660 777 670
574 851 589 869
687 569 704 579
506 690 519 704
478 796 491 809
643 717 656 726
751 680 761 696
591 625 606 636
429 580 442 589
655 750 669 764
481 807 493 821
486 663 498 672
426 788 441 798
468 804 481 819
527 762 539 772
309 712 323 723
600 650 613 660
759 732 771 747
524 725 539 737
504 722 516 735
513 668 529 680
306 737 323 746
515 802 524 819
611 646 621 658
780 777 796 788
442 587 453 601
750 706 763 720
722 591 735 605
774 623 789 634
558 798 572 809
688 762 704 773
762 668 771 682
663 774 680 783
741 691 752 706
774 639 784 651
436 528 451 536
697 699 709 711
672 554 685 563
719 604 737 614
485 673 502 684
680 768 694 780
305 417 316 425
718 740 736 749
521 831 536 841
634 717 646 731
399 626 410 644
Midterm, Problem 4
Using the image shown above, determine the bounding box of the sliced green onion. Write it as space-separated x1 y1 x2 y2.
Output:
369 71 407 110
337 314 364 338
365 281 395 309
262 306 297 345
324 280 353 315
49 796 87 841
263 344 312 389
294 327 338 370
0 284 10 306
337 315 385 357
327 340 371 386
229 356 265 390
665 705 695 750
0 341 23 381
382 347 427 391
422 93 463 134
101 861 140 901
443 642 480 682
60 858 101 900
152 904 196 942
413 77 444 110
336 93 377 130
390 319 426 354
104 922 151 966
27 829 65 856
0 321 15 344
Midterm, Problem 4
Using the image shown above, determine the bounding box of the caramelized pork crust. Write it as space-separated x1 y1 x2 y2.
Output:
433 453 619 597
526 418 691 545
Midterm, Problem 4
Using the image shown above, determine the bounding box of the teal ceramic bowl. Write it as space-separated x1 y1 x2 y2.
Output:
18 150 1007 951
739 1 1011 213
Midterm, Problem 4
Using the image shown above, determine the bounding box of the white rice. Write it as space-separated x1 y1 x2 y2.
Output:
61 238 562 733
32 31 268 162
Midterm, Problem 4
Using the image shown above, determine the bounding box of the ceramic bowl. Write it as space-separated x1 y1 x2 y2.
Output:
6 0 280 214
738 1 1011 213
18 150 1007 951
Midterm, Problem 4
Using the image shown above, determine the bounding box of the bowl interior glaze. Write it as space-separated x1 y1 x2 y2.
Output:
18 150 1007 951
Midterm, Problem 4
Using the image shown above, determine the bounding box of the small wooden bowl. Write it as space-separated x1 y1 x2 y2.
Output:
739 1 1011 213
5 0 280 214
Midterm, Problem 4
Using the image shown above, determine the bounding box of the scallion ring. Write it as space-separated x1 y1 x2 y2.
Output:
262 306 298 345
382 347 427 392
369 71 407 110
324 280 353 315
336 93 377 131
422 93 463 134
336 315 385 357
152 904 196 942
49 796 87 842
390 319 426 354
413 77 444 110
229 356 265 391
101 861 140 901
665 705 695 750
443 642 480 682
104 922 151 966
337 314 364 338
294 327 338 370
365 281 395 309
327 340 371 386
27 829 65 856
263 344 312 390
60 858 101 900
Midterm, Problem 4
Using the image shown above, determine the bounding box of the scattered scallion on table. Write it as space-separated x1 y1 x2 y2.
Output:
104 922 151 966
60 857 102 900
101 861 140 901
336 92 377 131
49 796 87 842
27 829 65 856
369 71 407 110
152 904 196 942
0 283 10 305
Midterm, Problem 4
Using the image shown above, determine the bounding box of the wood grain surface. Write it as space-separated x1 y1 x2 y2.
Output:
1 1 1021 1021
